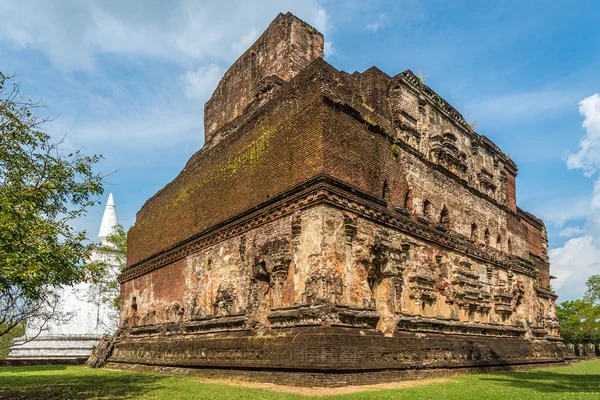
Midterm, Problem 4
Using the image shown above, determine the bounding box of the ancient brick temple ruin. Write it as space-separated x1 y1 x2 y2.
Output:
107 13 567 385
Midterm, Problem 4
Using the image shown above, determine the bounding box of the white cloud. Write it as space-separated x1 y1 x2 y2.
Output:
0 1 334 239
549 93 600 300
324 41 336 57
366 23 380 32
0 0 331 71
366 13 388 32
567 94 600 176
535 196 591 227
549 236 600 299
468 90 583 122
231 29 259 56
74 108 202 147
0 1 332 151
181 64 224 101
559 226 585 238
311 6 329 34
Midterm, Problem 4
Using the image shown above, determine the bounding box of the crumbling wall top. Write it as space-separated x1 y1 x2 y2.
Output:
203 12 324 146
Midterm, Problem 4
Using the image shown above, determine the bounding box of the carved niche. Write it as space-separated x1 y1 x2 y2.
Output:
447 259 491 314
165 302 185 322
406 250 436 305
253 239 292 309
429 132 468 178
301 214 353 306
343 213 357 246
247 239 292 330
369 236 412 312
213 283 234 317
394 114 421 150
478 168 496 196
304 274 344 305
492 271 525 320
407 267 436 303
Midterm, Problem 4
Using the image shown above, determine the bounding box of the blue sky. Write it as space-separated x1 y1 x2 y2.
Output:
1 0 599 301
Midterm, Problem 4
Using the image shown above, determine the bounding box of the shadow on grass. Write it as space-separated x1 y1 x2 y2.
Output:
0 364 68 371
479 369 600 394
0 366 164 400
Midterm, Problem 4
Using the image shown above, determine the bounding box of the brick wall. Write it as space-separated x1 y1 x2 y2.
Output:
203 12 323 144
128 70 326 265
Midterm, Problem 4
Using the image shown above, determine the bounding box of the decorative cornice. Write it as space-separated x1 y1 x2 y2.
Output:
119 174 537 284
535 287 558 300
517 207 545 230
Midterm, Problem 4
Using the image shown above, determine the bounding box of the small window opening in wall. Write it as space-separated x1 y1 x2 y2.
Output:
496 235 502 249
471 223 478 240
440 205 450 227
382 180 388 200
484 228 490 245
131 297 138 312
404 189 411 210
368 276 376 293
507 239 513 253
423 199 431 218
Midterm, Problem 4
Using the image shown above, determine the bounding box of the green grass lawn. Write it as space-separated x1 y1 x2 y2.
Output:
1 360 599 400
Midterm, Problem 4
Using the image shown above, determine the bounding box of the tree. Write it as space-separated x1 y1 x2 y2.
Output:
0 72 104 346
86 225 127 311
557 300 600 345
557 275 600 348
584 275 600 305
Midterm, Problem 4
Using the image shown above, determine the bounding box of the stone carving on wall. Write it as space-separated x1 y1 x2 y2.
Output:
534 287 560 337
370 238 412 313
394 117 421 150
408 266 437 303
213 283 234 317
239 235 247 262
165 303 185 322
429 132 468 178
492 272 525 322
353 235 414 335
248 239 292 329
498 171 508 205
343 213 357 246
291 212 302 246
304 274 344 305
140 310 158 326
478 168 496 197
444 259 491 320
124 297 139 328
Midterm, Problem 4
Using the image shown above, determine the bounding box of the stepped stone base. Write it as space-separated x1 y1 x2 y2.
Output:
107 361 570 388
8 335 102 361
107 326 568 387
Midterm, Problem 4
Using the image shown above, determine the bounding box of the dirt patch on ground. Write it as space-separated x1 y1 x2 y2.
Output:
186 376 454 396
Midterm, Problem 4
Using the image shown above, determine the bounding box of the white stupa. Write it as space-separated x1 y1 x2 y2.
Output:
8 194 121 361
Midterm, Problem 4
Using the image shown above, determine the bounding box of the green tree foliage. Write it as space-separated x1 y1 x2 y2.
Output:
557 275 600 346
584 275 600 305
86 225 127 311
0 72 104 341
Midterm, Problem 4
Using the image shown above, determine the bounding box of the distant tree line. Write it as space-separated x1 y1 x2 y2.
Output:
557 275 600 351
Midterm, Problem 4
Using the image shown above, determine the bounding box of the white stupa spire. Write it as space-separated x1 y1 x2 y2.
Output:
98 193 119 244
